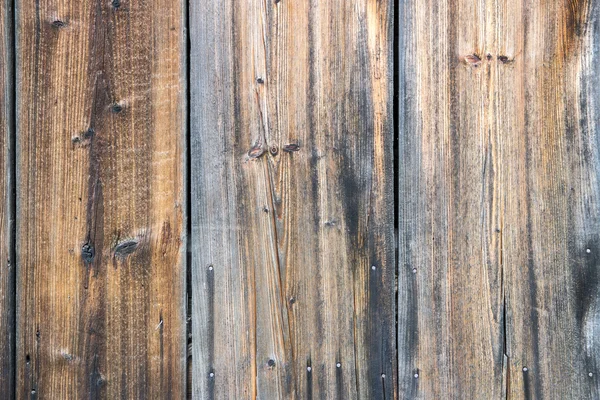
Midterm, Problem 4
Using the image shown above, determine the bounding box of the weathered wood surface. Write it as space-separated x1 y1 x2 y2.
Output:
398 0 600 398
16 0 186 398
0 0 14 396
190 0 395 398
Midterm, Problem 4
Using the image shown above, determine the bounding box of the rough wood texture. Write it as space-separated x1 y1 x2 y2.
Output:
16 0 186 398
190 0 395 398
398 0 600 398
0 0 14 396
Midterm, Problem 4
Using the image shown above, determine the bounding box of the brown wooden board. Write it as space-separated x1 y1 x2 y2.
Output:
15 0 186 397
190 0 396 398
0 0 14 396
398 0 600 398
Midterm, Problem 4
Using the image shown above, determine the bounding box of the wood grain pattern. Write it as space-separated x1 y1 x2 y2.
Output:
16 0 186 398
190 0 395 398
398 0 600 398
0 0 14 396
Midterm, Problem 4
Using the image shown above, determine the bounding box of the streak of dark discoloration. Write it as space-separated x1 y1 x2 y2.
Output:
574 238 600 327
306 358 312 400
523 50 543 397
207 265 215 399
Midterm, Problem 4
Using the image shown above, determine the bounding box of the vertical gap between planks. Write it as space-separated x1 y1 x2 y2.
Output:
393 0 400 395
9 0 16 396
185 0 192 397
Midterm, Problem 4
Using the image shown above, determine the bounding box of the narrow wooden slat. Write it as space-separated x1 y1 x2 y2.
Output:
398 0 506 397
16 0 186 398
399 0 600 398
190 0 395 398
0 0 14 396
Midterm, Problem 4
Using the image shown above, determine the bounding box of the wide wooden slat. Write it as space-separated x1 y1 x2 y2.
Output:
501 0 600 398
399 0 600 398
190 0 395 398
16 0 186 398
0 0 14 396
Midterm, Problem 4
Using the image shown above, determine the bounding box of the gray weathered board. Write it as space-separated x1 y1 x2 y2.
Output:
398 0 600 398
0 0 14 397
190 0 396 398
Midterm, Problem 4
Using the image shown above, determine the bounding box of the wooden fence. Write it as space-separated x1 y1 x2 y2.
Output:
0 0 599 398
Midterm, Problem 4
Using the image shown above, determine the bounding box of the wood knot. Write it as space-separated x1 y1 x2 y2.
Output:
283 143 300 152
464 54 482 67
248 143 265 159
114 239 139 257
82 243 95 264
110 103 123 113
52 20 66 28
497 55 512 64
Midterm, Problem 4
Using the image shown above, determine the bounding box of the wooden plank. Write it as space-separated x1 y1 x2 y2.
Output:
398 0 600 398
398 0 507 397
0 0 14 396
190 0 395 398
16 0 186 398
500 0 600 398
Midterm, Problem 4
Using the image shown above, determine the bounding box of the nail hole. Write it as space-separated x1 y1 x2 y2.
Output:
268 359 276 367
52 20 66 28
256 77 264 84
289 297 296 304
111 0 121 8
25 354 30 364
270 145 279 155
498 55 511 64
